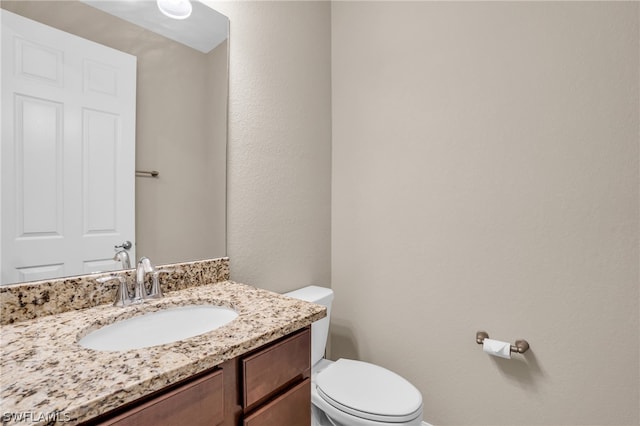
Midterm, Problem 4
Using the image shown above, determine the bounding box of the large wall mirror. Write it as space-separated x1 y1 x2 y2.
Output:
0 0 228 285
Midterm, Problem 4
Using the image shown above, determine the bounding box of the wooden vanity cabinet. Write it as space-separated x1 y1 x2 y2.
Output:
90 327 311 426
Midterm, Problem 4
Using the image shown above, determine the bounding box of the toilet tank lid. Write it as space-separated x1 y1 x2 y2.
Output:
284 285 333 303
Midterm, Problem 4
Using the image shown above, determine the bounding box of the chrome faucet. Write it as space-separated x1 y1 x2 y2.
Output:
97 257 173 307
113 241 132 269
135 257 172 301
135 257 154 301
113 248 131 269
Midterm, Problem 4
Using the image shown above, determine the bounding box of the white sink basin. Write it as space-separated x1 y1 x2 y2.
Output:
78 305 238 351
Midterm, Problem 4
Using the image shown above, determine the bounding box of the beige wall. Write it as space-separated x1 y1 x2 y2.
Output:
332 2 639 425
1 1 228 265
213 1 332 293
134 38 228 265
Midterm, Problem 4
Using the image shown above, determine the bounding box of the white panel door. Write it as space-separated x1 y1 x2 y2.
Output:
1 10 136 284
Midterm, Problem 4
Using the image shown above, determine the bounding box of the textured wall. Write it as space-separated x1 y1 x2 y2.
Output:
332 2 639 425
213 1 332 293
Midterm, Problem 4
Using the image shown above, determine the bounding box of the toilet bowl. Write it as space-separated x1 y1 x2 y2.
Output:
285 286 423 426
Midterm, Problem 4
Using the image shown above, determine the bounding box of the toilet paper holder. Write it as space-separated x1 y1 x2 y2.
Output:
476 331 530 354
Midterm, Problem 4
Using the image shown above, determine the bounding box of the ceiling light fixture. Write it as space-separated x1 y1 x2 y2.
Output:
157 0 192 20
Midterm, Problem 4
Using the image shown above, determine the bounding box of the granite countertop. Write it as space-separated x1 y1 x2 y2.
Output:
0 280 326 425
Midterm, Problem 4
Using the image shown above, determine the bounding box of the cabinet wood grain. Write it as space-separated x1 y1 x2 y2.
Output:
242 327 311 411
243 379 311 426
97 369 224 426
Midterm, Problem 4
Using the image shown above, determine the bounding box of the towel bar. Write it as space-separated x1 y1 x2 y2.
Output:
135 170 159 178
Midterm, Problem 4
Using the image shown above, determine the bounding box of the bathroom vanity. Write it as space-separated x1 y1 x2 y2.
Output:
0 258 324 426
94 327 311 426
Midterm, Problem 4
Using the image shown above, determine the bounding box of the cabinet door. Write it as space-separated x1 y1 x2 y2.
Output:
242 327 310 410
243 379 310 426
98 369 224 426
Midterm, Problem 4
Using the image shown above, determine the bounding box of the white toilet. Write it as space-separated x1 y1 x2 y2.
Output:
285 286 424 426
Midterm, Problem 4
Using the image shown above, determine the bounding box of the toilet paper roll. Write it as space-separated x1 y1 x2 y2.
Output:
482 338 511 359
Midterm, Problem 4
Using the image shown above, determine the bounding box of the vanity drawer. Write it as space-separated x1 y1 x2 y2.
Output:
242 327 310 410
99 368 224 426
243 378 311 426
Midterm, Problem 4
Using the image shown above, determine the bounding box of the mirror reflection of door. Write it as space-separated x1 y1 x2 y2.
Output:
1 10 136 284
0 1 229 286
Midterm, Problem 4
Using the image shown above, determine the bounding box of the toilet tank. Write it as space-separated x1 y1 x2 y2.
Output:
284 286 333 366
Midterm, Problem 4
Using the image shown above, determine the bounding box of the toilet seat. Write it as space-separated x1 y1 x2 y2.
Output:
315 359 423 424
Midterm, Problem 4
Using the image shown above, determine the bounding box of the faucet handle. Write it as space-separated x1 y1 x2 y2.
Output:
147 269 172 299
134 257 155 300
97 274 130 307
96 274 123 284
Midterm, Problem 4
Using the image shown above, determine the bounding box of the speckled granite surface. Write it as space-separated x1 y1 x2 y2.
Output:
0 257 230 325
0 280 325 425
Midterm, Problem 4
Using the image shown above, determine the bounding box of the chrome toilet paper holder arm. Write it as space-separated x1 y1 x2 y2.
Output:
476 331 530 354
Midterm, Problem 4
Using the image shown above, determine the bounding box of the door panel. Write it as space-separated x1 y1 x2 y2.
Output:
83 59 119 97
83 108 119 234
15 95 63 237
15 37 63 86
17 263 65 283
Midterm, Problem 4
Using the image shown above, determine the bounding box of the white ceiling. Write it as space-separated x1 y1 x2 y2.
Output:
81 0 228 53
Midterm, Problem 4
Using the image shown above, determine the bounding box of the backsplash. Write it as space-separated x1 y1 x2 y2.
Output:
0 257 230 325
